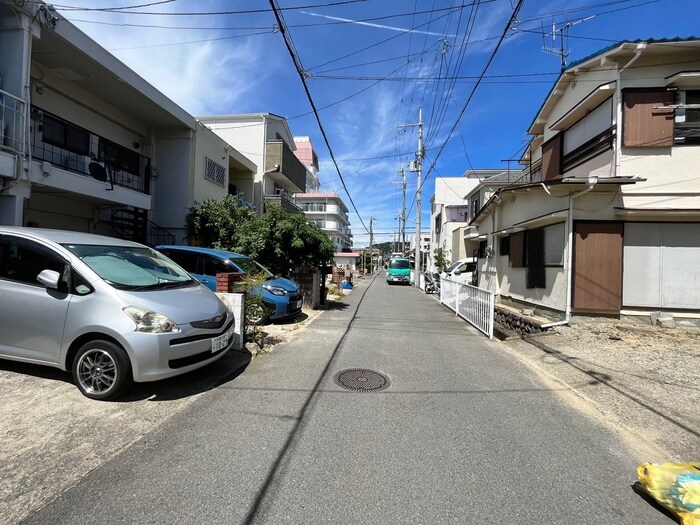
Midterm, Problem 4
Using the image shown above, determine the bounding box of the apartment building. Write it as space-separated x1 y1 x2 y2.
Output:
0 2 253 243
294 193 352 252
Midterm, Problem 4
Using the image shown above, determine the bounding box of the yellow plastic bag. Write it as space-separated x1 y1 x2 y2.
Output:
637 462 700 525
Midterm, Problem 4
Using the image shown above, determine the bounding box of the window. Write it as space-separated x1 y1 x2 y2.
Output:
470 196 480 220
526 228 545 289
0 236 68 287
478 240 487 259
500 236 510 256
99 139 141 176
562 98 613 172
160 249 199 273
544 222 565 266
205 157 226 186
204 256 233 276
302 202 326 212
675 90 700 145
41 114 90 156
623 89 676 147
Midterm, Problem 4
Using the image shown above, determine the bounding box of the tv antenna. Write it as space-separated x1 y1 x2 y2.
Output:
542 16 594 67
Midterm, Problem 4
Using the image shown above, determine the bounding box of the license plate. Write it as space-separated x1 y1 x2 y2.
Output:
290 300 301 309
211 332 230 353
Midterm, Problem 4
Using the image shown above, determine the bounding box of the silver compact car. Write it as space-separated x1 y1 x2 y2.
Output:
0 227 235 400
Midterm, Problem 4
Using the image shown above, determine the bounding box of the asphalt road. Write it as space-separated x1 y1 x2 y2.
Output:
22 274 671 524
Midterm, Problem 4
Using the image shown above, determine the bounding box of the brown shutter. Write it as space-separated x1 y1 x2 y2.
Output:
623 90 676 147
509 231 525 267
541 134 561 181
526 228 545 289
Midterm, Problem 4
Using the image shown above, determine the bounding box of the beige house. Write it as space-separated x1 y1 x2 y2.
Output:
471 39 700 322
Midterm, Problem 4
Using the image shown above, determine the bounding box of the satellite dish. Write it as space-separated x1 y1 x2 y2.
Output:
88 162 107 182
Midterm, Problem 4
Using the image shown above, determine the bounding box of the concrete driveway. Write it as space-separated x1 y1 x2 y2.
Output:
0 348 252 525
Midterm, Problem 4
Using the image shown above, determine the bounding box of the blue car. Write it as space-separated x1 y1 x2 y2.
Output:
156 245 302 324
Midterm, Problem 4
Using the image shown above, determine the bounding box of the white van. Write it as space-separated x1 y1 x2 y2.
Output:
441 257 477 285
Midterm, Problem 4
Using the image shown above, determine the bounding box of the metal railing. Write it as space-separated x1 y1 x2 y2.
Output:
30 107 151 194
440 277 495 339
0 88 26 154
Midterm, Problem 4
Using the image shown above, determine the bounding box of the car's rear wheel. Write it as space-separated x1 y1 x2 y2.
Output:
246 303 268 325
72 340 132 400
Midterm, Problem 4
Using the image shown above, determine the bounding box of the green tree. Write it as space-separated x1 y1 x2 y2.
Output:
236 204 335 275
185 198 335 276
433 247 448 271
185 194 256 249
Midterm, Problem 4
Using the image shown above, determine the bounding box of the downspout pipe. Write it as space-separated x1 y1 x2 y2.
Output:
564 180 597 321
615 43 647 176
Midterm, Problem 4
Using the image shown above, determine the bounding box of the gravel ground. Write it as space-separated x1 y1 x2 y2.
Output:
499 317 700 462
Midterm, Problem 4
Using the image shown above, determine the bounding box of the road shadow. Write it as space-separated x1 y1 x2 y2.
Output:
126 350 252 402
631 482 680 524
0 349 252 403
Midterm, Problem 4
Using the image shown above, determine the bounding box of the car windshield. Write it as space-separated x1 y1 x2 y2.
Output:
445 261 462 273
389 259 410 270
230 257 274 279
62 244 195 291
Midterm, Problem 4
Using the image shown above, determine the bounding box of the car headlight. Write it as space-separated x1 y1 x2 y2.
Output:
262 283 287 296
123 306 180 333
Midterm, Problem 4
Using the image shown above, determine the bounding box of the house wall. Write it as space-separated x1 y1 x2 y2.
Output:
192 126 230 204
24 192 97 233
31 66 148 143
201 116 266 209
149 130 193 242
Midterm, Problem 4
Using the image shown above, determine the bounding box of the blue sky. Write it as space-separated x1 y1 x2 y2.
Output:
56 0 699 246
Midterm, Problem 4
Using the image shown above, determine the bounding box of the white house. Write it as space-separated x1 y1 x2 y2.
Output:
0 1 253 243
197 113 307 215
428 172 482 271
470 39 700 322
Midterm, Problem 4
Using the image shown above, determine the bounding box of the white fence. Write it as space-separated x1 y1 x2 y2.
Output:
440 278 495 339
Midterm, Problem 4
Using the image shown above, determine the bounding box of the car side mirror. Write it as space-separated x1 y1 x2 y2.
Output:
37 269 61 289
453 269 462 276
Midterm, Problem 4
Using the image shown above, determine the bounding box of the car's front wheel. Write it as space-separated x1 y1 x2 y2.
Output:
72 340 132 400
246 303 269 325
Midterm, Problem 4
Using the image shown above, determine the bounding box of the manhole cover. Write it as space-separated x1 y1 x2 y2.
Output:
333 369 390 392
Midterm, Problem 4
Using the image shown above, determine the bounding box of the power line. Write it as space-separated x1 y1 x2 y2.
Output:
54 0 368 15
268 0 369 235
407 0 525 217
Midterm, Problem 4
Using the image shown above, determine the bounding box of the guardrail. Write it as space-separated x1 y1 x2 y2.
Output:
440 277 495 339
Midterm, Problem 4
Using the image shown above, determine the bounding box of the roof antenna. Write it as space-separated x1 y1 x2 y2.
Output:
542 16 594 67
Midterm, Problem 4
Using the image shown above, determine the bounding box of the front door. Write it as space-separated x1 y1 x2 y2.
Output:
573 222 623 312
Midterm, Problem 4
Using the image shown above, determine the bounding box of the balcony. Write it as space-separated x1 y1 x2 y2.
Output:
0 88 25 157
264 190 303 214
265 140 306 193
30 107 151 194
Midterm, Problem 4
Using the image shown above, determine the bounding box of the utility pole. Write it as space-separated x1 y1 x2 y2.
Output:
415 109 424 289
369 217 374 274
398 109 424 288
401 168 407 254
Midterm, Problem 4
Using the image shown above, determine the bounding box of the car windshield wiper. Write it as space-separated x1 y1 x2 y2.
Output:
127 280 192 291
